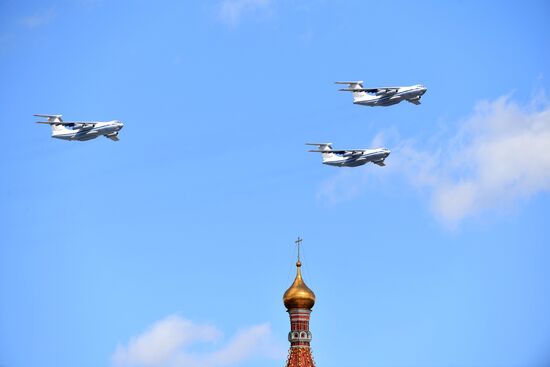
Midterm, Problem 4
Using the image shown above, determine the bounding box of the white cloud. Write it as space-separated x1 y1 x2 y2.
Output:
20 9 56 29
218 0 272 26
317 94 550 227
112 315 284 367
429 95 550 225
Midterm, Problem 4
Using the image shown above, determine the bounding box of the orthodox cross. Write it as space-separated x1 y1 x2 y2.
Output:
295 237 303 262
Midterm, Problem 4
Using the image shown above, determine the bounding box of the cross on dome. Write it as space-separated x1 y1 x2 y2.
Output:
295 237 303 263
283 237 315 310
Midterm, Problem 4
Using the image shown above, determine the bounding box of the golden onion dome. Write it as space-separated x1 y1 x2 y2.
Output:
283 260 316 309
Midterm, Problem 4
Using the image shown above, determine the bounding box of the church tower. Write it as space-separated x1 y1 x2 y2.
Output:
283 238 317 367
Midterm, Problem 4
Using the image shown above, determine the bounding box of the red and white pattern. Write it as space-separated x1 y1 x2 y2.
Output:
285 308 316 367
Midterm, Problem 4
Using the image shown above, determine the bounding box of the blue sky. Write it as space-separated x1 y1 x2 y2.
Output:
1 1 549 366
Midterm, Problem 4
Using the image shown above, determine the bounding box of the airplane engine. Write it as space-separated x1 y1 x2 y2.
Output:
376 89 387 95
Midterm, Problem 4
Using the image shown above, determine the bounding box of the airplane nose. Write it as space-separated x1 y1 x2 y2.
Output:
118 122 124 129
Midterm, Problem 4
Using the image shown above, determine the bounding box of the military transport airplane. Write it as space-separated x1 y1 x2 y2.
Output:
35 114 123 141
335 81 427 107
306 143 390 167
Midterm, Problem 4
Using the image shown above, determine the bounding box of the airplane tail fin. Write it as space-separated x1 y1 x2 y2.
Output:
34 114 70 134
335 81 368 101
306 143 337 163
49 124 69 133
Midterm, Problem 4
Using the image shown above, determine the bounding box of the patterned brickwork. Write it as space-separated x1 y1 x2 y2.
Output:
285 346 316 367
285 309 316 366
288 309 312 347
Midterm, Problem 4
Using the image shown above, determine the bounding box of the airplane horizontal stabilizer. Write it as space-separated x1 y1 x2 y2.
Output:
34 114 62 118
334 81 364 84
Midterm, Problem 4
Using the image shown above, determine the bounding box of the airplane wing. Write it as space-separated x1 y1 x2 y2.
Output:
66 121 97 126
308 149 364 154
105 133 119 141
407 98 421 105
373 160 386 167
354 87 400 94
36 121 77 128
35 121 96 126
73 122 97 131
335 80 399 94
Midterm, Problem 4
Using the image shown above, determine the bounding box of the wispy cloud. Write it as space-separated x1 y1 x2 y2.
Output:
20 9 56 29
111 315 284 367
318 93 550 228
218 0 273 26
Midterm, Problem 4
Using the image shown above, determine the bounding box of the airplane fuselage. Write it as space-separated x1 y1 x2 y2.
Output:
52 121 123 141
323 148 390 167
355 85 427 107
